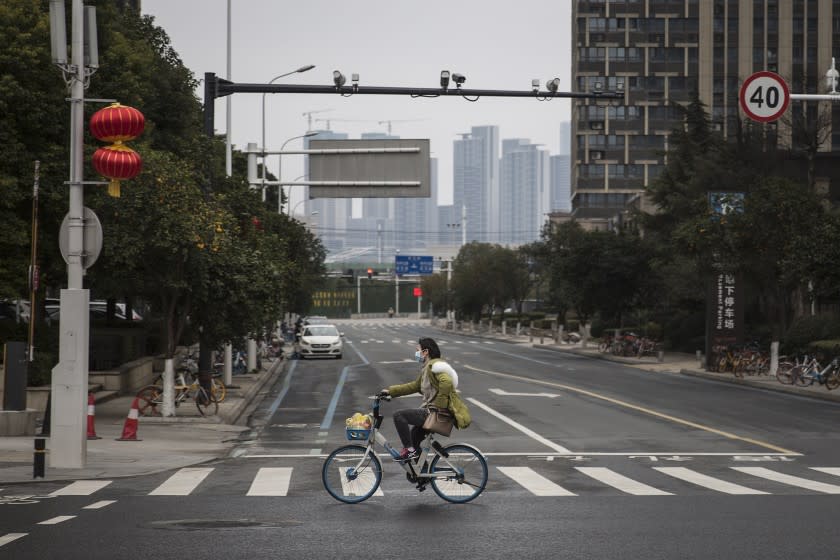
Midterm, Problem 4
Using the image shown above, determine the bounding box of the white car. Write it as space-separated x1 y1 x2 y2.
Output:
298 324 343 359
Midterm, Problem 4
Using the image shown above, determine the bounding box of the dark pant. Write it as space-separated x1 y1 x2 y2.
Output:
393 408 429 449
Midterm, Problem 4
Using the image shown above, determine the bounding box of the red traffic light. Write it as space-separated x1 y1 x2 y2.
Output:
367 268 373 279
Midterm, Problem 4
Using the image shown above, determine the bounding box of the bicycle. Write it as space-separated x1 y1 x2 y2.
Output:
136 370 218 417
321 394 488 504
153 370 227 403
791 356 839 389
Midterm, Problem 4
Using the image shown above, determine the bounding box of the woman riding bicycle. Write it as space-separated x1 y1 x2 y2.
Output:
380 337 470 462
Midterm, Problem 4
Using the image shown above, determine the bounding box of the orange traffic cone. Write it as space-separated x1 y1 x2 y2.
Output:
86 393 101 440
116 397 142 441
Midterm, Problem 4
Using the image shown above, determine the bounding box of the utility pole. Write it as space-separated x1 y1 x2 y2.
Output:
50 0 91 468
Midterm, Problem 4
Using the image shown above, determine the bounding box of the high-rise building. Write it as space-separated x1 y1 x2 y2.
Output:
571 1 840 220
453 126 499 243
499 139 550 245
551 154 572 212
559 121 571 155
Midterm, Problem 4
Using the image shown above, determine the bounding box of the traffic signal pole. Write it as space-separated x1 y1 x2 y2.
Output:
202 73 622 137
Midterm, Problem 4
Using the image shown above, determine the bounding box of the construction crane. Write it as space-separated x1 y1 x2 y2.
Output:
378 119 427 135
313 118 378 131
302 109 333 131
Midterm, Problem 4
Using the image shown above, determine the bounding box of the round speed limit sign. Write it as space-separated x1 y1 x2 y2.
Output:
739 71 790 123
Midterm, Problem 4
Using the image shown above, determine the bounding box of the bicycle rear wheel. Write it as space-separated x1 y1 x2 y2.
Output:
136 385 162 417
194 386 218 416
428 444 488 503
776 361 794 384
322 444 382 503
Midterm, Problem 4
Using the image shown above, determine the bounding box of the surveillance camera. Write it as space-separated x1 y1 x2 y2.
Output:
546 78 560 93
441 70 450 89
333 70 346 88
452 73 466 87
531 79 540 93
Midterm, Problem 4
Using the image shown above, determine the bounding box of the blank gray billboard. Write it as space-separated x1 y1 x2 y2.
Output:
308 139 430 198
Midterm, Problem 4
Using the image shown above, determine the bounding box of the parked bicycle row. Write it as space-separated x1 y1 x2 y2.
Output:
775 354 840 390
598 332 663 358
709 343 770 377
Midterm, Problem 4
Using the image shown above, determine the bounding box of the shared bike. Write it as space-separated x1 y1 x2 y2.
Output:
136 370 218 417
321 394 488 504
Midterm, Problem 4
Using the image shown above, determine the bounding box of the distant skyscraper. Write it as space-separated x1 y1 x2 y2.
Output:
500 139 550 245
558 121 571 155
453 126 499 243
550 154 571 212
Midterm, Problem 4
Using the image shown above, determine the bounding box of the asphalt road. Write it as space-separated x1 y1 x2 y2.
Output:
3 319 840 559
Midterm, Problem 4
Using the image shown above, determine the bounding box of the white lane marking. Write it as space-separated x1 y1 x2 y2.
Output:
497 466 575 496
149 467 213 496
83 500 116 509
38 516 75 525
309 448 322 455
237 452 797 459
376 340 384 343
247 467 292 496
50 480 112 496
654 467 767 495
576 467 671 496
733 467 840 494
483 341 495 344
489 388 560 398
811 467 840 477
0 534 26 547
466 398 571 453
338 467 384 497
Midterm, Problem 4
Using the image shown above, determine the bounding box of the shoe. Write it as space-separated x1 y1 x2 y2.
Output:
396 448 419 462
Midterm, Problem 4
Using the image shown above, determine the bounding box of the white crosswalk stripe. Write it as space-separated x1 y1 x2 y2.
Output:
576 467 672 495
247 467 292 496
33 465 840 499
497 466 576 496
50 480 112 496
732 467 840 494
149 467 213 496
654 467 767 495
0 534 27 547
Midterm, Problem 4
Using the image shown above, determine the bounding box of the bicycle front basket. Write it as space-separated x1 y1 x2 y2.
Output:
345 428 371 441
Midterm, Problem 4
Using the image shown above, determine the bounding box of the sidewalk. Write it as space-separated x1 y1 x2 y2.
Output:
435 322 840 404
0 357 285 485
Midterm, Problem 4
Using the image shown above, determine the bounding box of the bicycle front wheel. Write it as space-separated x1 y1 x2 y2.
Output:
429 444 488 504
211 378 227 403
322 445 382 504
825 369 840 391
136 385 162 417
194 386 218 416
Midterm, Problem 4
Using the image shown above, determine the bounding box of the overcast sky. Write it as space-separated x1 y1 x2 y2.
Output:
141 0 572 208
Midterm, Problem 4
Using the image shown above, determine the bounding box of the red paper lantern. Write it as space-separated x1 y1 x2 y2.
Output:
92 145 142 197
89 103 145 143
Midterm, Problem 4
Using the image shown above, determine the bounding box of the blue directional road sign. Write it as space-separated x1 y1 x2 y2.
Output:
395 255 434 275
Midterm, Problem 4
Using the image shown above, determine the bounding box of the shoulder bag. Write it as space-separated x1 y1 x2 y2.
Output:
423 407 454 437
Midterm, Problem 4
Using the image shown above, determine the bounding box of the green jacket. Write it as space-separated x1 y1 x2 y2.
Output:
388 358 471 429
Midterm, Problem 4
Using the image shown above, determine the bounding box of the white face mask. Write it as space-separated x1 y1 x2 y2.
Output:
414 350 424 363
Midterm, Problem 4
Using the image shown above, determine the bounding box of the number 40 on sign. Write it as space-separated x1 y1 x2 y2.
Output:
739 71 790 123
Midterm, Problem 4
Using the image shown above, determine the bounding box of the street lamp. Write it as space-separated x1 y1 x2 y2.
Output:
260 65 316 201
276 132 319 214
284 174 307 214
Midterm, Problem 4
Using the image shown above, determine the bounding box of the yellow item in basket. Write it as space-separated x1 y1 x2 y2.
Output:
346 412 371 430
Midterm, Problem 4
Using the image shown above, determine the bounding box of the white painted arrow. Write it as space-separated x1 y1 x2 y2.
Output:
489 388 561 398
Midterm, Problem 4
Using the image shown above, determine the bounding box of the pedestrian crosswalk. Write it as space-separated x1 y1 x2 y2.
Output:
24 463 840 499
